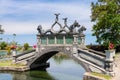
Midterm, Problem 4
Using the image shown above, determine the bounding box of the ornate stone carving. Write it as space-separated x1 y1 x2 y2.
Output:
78 26 86 34
69 20 80 33
37 14 86 35
37 25 43 34
51 13 62 33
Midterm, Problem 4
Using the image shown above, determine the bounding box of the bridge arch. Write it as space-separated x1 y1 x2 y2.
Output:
29 46 88 72
29 50 89 71
29 46 72 69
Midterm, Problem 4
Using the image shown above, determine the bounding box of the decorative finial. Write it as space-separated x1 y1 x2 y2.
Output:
63 18 68 26
63 18 67 22
74 20 80 27
54 13 60 21
37 25 42 34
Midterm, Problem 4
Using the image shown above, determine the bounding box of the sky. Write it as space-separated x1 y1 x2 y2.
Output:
0 0 97 35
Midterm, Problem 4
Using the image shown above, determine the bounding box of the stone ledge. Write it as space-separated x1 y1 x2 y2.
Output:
0 66 30 71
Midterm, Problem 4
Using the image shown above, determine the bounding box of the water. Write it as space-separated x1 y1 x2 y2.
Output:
0 53 85 80
0 51 6 55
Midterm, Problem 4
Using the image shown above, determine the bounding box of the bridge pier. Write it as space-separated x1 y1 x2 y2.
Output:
30 63 50 70
104 50 115 76
37 35 41 53
105 60 115 76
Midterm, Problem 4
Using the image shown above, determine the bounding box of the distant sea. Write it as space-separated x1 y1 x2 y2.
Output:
0 33 97 46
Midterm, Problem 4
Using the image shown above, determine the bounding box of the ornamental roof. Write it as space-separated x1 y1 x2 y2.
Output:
37 13 86 36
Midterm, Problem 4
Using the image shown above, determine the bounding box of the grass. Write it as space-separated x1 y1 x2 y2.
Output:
0 60 26 67
91 72 112 80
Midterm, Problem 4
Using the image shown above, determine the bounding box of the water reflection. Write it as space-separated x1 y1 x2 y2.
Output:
0 53 85 80
0 70 56 80
52 52 70 64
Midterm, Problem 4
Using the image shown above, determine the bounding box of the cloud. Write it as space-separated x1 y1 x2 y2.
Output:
2 21 53 34
0 0 93 34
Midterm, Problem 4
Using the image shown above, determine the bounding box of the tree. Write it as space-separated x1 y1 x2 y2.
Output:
0 25 4 41
0 25 4 34
91 0 120 47
0 42 7 50
12 33 17 45
23 43 29 50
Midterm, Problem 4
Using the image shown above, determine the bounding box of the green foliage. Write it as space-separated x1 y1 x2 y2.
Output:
91 0 120 47
7 46 11 55
91 72 111 80
16 46 22 51
0 60 26 67
87 45 107 52
0 42 7 50
23 43 29 50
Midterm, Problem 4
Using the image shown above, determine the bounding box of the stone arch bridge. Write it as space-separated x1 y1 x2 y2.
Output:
13 14 114 76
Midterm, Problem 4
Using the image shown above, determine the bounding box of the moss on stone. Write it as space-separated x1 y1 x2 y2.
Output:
91 72 112 80
0 60 26 67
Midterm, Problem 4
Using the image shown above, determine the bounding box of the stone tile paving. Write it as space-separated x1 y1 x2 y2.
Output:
112 53 120 80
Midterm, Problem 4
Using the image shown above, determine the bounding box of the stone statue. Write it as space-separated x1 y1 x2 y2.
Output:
54 13 60 21
37 25 43 34
69 20 80 33
78 26 86 34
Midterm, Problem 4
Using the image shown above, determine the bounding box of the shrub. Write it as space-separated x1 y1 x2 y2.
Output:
0 42 7 50
23 43 29 50
87 45 107 52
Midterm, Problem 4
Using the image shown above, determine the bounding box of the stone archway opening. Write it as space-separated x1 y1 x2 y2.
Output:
29 51 86 73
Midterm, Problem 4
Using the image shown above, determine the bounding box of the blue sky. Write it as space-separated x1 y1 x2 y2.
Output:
0 0 96 34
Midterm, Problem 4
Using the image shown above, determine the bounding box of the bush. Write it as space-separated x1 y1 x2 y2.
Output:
0 42 7 50
23 43 29 50
87 45 108 52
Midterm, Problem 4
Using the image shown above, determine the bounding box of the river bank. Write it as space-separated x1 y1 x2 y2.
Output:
83 72 109 80
0 60 29 71
0 66 29 71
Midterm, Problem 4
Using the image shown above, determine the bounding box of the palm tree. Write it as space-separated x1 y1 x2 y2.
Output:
12 33 17 45
0 25 4 34
0 25 4 41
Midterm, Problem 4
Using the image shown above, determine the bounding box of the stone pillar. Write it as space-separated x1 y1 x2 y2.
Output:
81 36 85 45
73 35 78 44
12 50 17 63
55 36 57 44
105 50 115 76
37 35 41 53
72 35 78 54
63 35 66 45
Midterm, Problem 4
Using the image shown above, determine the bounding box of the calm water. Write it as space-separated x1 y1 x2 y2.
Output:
0 53 85 80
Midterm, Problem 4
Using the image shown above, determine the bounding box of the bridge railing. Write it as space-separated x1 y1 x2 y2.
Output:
14 49 36 58
84 48 106 57
78 48 105 68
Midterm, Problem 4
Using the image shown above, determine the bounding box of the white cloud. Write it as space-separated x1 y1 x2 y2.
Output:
0 0 93 34
2 21 53 34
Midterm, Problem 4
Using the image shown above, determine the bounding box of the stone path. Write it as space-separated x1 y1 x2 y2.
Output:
112 53 120 80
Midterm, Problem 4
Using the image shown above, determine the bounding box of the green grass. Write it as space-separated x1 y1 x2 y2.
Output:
0 60 26 67
91 72 112 80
